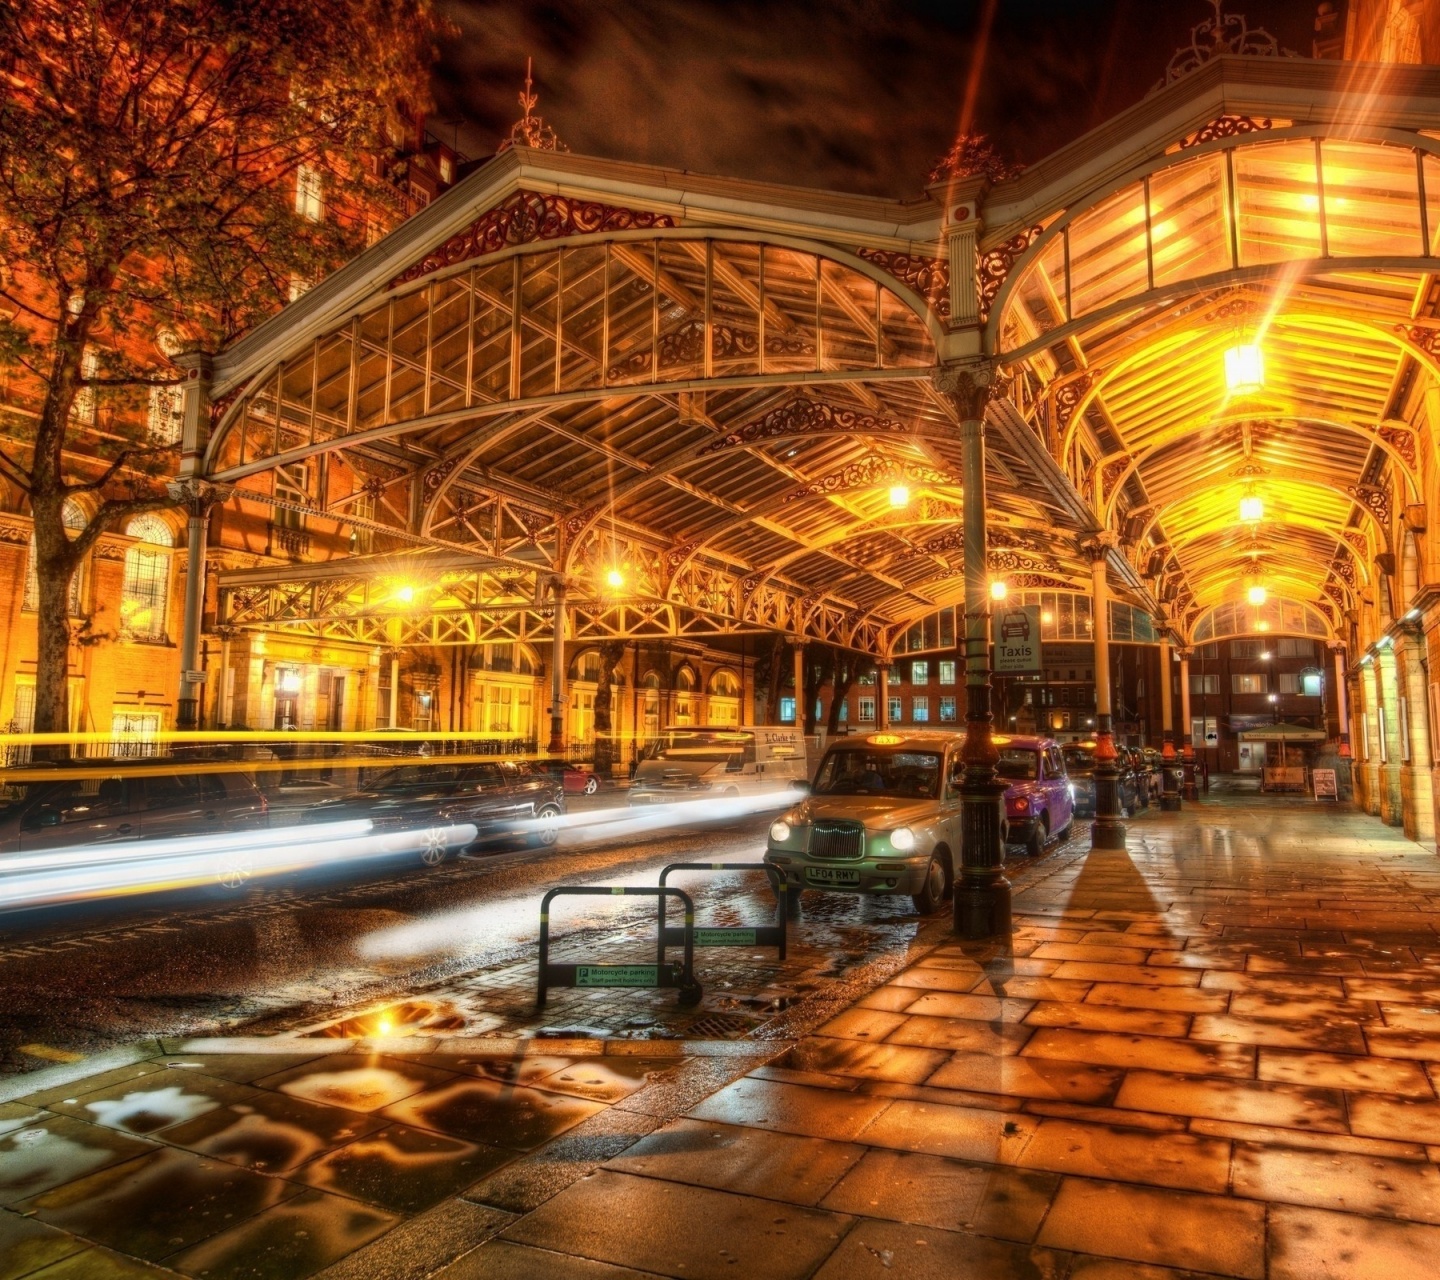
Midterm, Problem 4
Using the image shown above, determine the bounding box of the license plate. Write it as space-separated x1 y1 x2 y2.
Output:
806 866 860 886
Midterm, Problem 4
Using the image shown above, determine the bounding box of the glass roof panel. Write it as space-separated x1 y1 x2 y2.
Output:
1149 152 1232 287
1233 139 1321 267
1321 140 1422 258
1069 181 1149 317
999 232 1067 354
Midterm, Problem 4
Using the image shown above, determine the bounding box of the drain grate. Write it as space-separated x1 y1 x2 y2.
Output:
680 1012 755 1039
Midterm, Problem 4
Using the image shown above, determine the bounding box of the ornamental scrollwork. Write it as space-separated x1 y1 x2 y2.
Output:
562 504 602 541
977 224 1044 323
1396 323 1440 356
987 527 1050 553
928 133 1024 185
989 548 1060 574
1010 573 1076 590
696 398 909 456
1053 372 1095 432
1340 530 1369 555
513 507 553 541
931 363 995 419
1153 0 1294 93
1376 424 1419 472
781 455 956 504
422 456 461 496
1331 555 1356 588
855 248 950 321
1176 114 1273 149
391 190 677 288
1101 455 1134 495
1347 483 1391 528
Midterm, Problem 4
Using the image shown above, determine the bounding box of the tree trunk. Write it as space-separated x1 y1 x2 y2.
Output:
803 643 833 736
827 652 856 735
761 634 788 724
591 639 626 777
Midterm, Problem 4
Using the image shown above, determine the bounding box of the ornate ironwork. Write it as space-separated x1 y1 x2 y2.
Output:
1101 455 1134 495
987 527 1050 553
1053 372 1094 431
1341 530 1369 555
1011 573 1076 590
977 225 1044 323
856 248 950 321
513 508 552 541
1331 555 1356 588
1347 483 1391 528
1177 115 1273 149
422 456 461 496
1398 323 1440 356
1378 424 1419 471
928 134 1024 186
781 455 955 504
497 58 568 155
1206 293 1256 324
1154 0 1294 93
989 548 1060 574
696 398 909 455
392 191 676 287
932 363 995 419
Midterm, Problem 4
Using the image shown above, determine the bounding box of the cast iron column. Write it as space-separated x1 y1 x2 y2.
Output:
877 661 891 729
792 641 807 732
1179 648 1199 801
1159 631 1181 810
946 365 1009 939
548 581 566 754
1331 642 1352 758
1086 540 1126 849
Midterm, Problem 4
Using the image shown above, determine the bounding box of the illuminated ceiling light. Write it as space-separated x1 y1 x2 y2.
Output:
1247 584 1267 606
990 579 1008 601
1224 343 1265 394
605 567 625 590
888 484 911 508
394 585 415 605
1041 610 1054 625
1239 495 1264 523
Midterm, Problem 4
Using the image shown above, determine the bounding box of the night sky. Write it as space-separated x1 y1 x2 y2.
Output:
433 0 1325 198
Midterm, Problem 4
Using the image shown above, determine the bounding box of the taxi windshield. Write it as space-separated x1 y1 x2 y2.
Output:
812 749 941 798
1063 746 1096 775
995 749 1038 781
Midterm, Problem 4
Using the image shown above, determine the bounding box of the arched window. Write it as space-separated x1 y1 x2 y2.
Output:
24 499 87 614
674 665 697 692
708 668 741 727
121 514 173 641
570 649 603 682
708 669 740 697
674 665 698 725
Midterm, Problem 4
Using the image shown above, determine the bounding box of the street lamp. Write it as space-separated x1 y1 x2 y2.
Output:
888 484 910 508
990 579 1008 601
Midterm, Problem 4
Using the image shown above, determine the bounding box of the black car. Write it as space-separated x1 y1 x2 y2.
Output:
1061 743 1147 818
300 759 564 858
0 761 269 853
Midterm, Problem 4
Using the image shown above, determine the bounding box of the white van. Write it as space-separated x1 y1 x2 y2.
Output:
628 726 807 804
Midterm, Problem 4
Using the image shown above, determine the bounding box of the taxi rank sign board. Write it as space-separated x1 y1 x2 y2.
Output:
993 605 1043 674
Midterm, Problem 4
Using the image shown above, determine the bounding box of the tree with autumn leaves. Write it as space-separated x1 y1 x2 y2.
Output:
0 0 444 734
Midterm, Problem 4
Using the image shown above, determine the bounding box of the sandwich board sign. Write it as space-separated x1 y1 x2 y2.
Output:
993 605 1042 674
1312 768 1338 801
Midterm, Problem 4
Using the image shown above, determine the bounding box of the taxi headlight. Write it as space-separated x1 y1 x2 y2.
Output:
769 820 792 843
890 827 916 851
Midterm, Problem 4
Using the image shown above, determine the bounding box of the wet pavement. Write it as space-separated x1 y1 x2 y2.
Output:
7 789 1437 1277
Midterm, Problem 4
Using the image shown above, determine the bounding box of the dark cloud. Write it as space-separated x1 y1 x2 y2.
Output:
433 1 1322 197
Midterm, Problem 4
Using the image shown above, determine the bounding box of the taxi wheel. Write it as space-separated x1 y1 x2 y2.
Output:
912 853 947 915
527 804 562 848
1025 817 1048 859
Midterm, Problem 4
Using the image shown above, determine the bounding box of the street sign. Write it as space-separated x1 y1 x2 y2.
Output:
1313 768 1338 801
182 670 208 684
993 605 1042 673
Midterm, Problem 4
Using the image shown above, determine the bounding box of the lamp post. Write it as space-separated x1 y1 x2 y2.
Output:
1159 628 1181 810
1085 537 1126 849
938 363 1009 940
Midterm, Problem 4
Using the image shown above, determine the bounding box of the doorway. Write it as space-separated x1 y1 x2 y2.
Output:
1238 740 1267 773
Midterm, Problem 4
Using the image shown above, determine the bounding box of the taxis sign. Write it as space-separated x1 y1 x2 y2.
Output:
993 605 1042 673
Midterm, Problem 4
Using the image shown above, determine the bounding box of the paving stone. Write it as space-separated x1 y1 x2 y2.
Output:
0 1115 154 1206
811 1217 1067 1278
1016 1117 1231 1193
1187 1118 1428 1160
1349 1094 1440 1145
817 1146 1057 1240
1232 1143 1440 1222
1190 1013 1369 1054
1083 983 1230 1014
1257 1049 1435 1098
0 1208 87 1280
885 1014 1034 1054
1023 1001 1191 1038
854 986 922 1012
1050 963 1203 987
435 1239 671 1279
968 976 1098 1002
687 1076 891 1141
1020 1029 1256 1078
851 1097 1040 1162
256 1054 458 1113
1036 1178 1266 1278
499 1169 851 1280
381 1077 606 1150
1268 1202 1440 1279
925 1051 1122 1104
312 1199 515 1280
605 1116 863 1205
1115 1069 1348 1132
902 991 1036 1021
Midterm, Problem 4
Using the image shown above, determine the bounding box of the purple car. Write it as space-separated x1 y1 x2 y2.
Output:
995 734 1076 857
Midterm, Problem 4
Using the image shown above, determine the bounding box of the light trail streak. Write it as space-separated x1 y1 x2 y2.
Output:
0 821 478 911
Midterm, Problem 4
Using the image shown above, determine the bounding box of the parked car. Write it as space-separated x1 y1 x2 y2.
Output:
1123 746 1152 812
0 761 269 853
1062 742 1147 818
534 760 601 795
994 735 1076 857
301 759 564 857
1142 748 1166 801
764 731 959 915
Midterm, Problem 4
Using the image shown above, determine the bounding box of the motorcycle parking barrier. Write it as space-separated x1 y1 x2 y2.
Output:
656 862 788 963
537 885 702 1009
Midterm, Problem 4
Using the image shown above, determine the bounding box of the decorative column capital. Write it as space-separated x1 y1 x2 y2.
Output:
1081 532 1118 563
932 360 995 420
165 478 231 516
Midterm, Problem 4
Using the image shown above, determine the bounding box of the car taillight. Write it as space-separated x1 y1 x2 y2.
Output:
1011 796 1029 813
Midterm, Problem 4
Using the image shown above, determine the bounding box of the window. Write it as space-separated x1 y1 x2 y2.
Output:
120 514 173 641
295 164 324 220
911 661 929 684
1302 672 1323 697
274 463 308 528
858 697 876 722
439 154 454 184
939 660 956 685
858 669 876 686
912 696 930 722
1192 716 1218 748
940 696 957 722
1279 638 1315 658
147 383 183 445
1232 673 1267 695
1189 673 1219 695
780 696 796 724
24 500 86 614
887 695 902 724
1231 639 1265 659
1278 672 1298 694
72 349 98 423
350 490 374 553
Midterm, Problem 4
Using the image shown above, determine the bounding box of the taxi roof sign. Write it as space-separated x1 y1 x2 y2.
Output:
867 733 903 745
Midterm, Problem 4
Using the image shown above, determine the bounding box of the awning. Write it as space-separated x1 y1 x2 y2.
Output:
1238 723 1327 742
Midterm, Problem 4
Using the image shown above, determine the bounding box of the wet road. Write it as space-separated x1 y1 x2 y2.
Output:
0 797 936 1074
